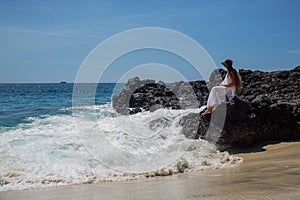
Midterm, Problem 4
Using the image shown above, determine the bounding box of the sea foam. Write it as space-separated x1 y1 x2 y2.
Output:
0 104 242 191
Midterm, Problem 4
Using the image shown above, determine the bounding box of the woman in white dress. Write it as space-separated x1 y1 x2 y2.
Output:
202 59 242 115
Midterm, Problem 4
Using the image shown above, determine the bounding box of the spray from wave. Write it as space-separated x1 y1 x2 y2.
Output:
0 104 242 191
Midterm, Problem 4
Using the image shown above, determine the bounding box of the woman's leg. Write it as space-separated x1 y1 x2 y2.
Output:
201 86 226 115
212 104 219 111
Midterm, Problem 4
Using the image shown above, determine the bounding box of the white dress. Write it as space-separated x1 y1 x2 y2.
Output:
206 74 235 107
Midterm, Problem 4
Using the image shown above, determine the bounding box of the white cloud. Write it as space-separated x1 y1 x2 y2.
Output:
0 25 82 37
287 50 300 54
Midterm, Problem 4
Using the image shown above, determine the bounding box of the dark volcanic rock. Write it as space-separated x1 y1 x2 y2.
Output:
113 66 300 149
190 66 300 149
112 77 181 115
112 77 207 114
180 95 300 150
179 112 210 140
217 97 300 150
238 67 300 105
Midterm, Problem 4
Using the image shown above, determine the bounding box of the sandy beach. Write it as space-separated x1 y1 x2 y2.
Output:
0 141 299 200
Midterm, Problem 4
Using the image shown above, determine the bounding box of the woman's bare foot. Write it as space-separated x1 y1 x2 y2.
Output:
201 109 211 115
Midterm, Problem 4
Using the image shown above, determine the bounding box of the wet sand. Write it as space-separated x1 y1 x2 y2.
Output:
1 141 299 200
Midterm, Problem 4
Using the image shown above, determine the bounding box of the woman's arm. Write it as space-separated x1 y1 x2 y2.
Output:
220 72 236 87
220 83 235 87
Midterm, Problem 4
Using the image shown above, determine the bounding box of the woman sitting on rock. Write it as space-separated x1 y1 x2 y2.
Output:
202 59 242 115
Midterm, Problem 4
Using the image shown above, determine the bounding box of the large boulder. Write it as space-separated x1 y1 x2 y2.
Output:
112 77 208 114
112 77 181 115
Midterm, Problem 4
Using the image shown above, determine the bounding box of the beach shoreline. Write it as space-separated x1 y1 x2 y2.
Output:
1 141 299 200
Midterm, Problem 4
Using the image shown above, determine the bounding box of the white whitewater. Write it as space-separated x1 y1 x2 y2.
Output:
0 104 242 191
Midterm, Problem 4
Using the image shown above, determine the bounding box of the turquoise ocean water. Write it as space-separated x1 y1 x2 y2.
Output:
0 83 115 128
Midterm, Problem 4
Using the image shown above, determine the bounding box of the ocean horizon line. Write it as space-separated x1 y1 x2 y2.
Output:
1 66 299 85
0 79 206 84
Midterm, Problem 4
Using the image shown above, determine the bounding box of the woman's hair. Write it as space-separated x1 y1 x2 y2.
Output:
227 66 242 89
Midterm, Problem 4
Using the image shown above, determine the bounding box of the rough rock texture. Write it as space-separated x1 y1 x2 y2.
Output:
112 77 180 115
113 66 300 149
112 77 208 115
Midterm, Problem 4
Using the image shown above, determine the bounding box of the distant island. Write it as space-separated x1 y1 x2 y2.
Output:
59 81 67 84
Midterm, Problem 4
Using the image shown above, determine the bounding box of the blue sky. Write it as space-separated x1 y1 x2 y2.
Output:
0 0 299 83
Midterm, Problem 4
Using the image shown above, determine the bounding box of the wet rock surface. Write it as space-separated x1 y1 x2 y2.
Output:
113 66 300 150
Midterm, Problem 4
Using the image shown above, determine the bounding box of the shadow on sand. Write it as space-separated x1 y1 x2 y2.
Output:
227 140 300 154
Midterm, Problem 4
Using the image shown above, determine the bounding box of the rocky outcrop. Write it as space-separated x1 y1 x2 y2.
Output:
112 66 300 149
238 66 300 105
180 96 300 150
112 77 180 115
112 77 208 115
